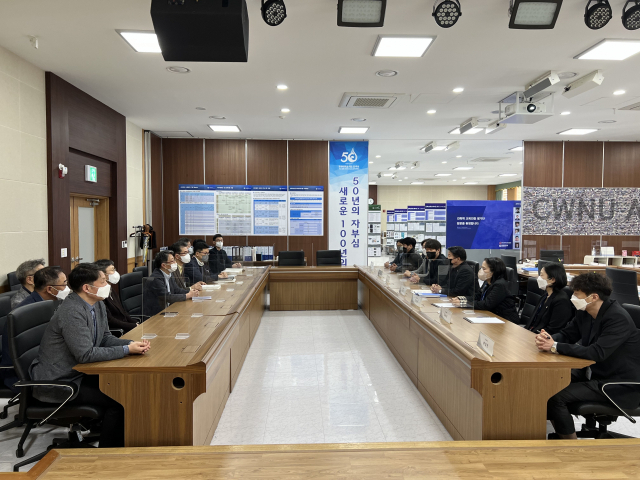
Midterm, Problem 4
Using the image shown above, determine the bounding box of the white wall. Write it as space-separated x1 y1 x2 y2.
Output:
0 45 47 285
125 121 144 262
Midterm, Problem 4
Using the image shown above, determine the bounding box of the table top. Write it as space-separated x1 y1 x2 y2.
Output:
21 439 640 480
360 266 593 369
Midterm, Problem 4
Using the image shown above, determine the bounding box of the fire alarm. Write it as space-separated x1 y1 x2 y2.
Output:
58 163 68 178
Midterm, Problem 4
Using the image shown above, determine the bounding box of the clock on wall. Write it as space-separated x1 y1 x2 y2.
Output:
368 198 374 205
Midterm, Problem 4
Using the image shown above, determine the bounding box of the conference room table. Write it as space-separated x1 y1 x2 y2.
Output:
75 264 592 448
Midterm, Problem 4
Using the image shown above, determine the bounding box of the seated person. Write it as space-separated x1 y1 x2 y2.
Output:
453 257 519 323
143 250 200 318
11 259 46 309
406 238 446 285
94 259 139 333
208 234 241 275
430 246 475 298
536 273 640 439
170 240 200 291
178 237 193 255
29 264 150 447
384 240 404 270
526 263 573 335
185 240 227 284
392 237 421 273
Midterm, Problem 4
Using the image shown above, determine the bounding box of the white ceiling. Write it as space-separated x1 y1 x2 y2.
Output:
1 0 638 185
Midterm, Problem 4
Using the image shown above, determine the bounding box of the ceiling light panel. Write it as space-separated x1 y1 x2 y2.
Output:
339 126 369 134
558 128 598 135
339 0 386 27
509 0 563 29
117 30 161 53
372 35 436 57
575 39 640 60
453 167 473 170
435 173 452 177
209 125 241 132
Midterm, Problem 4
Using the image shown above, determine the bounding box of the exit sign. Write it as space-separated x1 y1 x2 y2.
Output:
85 165 97 183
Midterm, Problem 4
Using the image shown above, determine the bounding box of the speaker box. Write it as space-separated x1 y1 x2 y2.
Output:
151 0 249 62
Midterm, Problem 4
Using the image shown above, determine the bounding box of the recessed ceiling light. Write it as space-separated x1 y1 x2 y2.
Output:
520 162 523 164
411 182 425 185
558 128 598 135
375 155 381 158
464 182 478 185
376 70 398 77
369 161 374 164
352 118 367 122
499 174 519 177
442 161 447 164
435 173 452 177
456 155 462 158
166 66 190 74
461 177 466 179
453 87 464 93
208 125 241 133
277 84 288 90
398 180 403 182
372 35 436 57
509 146 524 151
427 109 437 114
599 120 617 123
453 167 473 170
196 107 206 111
339 126 369 134
404 176 409 179
614 90 626 95
369 182 377 185
281 108 290 113
383 173 393 176
558 71 578 79
575 39 640 60
452 179 457 182
508 0 563 29
560 111 571 115
209 116 226 120
117 30 161 53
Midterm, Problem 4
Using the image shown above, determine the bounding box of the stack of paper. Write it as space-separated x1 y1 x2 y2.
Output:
463 317 504 324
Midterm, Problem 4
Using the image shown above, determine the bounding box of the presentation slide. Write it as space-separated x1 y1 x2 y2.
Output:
446 200 521 249
252 186 288 235
288 186 324 236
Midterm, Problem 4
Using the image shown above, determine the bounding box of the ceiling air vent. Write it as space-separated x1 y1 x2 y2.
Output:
469 157 508 164
339 92 404 109
619 101 640 111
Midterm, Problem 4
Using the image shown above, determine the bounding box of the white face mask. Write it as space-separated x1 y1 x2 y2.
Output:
179 254 191 264
571 294 591 311
89 283 111 300
169 263 178 272
188 247 193 254
216 241 223 248
478 269 490 281
54 286 71 301
108 271 120 284
537 276 548 290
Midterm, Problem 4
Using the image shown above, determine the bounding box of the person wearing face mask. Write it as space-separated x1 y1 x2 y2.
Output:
143 250 200 318
386 240 405 272
393 237 422 273
536 273 640 440
406 239 446 285
208 234 241 275
170 241 205 291
29 264 150 448
11 258 46 309
430 246 475 298
179 237 193 255
453 257 519 323
185 240 227 284
94 259 139 334
525 263 573 335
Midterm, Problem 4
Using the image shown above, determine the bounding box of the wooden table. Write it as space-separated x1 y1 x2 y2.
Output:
15 439 640 479
358 267 592 441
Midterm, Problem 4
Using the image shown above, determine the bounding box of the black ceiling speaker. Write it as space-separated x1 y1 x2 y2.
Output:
151 0 249 62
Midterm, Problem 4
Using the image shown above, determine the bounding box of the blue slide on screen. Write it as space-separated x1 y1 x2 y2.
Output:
446 201 521 249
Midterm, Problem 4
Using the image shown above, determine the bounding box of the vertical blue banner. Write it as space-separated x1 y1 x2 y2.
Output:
329 141 369 266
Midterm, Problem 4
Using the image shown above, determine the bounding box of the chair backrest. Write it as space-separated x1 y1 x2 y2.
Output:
316 250 341 266
466 260 480 276
520 277 545 326
606 267 640 307
505 267 519 295
8 301 58 382
537 259 552 274
133 266 149 278
540 249 564 263
0 296 12 361
120 272 143 315
278 251 305 267
0 290 19 299
622 304 640 330
501 255 517 271
8 272 20 291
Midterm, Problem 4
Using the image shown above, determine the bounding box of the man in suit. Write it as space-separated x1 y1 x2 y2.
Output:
208 234 242 275
536 273 640 439
143 250 200 318
11 259 46 309
405 238 446 285
185 240 227 284
170 240 205 291
94 259 138 333
29 264 150 447
430 246 475 298
384 240 404 270
394 237 422 273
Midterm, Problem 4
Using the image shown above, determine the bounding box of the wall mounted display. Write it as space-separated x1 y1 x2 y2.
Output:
288 186 324 236
329 141 369 266
446 200 521 249
522 187 640 235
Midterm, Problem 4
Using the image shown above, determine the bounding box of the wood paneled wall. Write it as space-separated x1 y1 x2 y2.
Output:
153 139 331 265
522 141 640 262
46 73 127 274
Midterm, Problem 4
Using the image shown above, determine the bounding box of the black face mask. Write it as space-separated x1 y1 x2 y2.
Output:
426 251 437 260
402 247 408 253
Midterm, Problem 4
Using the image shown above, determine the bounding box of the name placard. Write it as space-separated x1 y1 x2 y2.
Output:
477 332 495 356
400 286 409 296
412 293 422 308
378 269 384 277
440 307 452 324
385 274 391 286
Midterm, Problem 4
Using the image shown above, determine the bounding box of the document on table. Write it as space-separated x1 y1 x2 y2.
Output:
464 317 505 324
414 292 447 297
433 302 457 308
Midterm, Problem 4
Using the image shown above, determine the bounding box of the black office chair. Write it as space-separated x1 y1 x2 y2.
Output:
501 255 518 271
505 267 520 296
560 303 640 440
8 272 20 291
8 301 103 471
278 251 306 267
316 250 341 266
133 266 149 278
120 272 143 316
466 260 480 276
0 296 20 429
606 267 640 306
0 290 19 299
520 277 545 327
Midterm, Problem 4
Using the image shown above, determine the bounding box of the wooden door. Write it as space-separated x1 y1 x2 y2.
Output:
70 195 110 269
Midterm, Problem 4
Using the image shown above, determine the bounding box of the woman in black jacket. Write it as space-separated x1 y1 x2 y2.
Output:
526 262 573 334
453 257 519 323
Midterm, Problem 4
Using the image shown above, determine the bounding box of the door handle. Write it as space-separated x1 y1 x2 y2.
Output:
77 258 83 262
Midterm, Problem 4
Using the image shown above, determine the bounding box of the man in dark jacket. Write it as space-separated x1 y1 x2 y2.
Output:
94 259 138 333
536 273 640 439
406 239 446 285
430 246 475 298
143 251 199 318
208 234 241 275
185 240 226 284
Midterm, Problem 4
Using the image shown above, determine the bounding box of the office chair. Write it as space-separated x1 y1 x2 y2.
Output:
120 272 144 316
316 250 341 266
278 251 306 267
466 260 480 276
540 250 564 263
8 301 103 471
7 272 20 291
505 267 520 296
133 266 149 278
519 277 545 327
0 290 19 299
501 255 518 271
0 296 21 430
606 268 640 306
